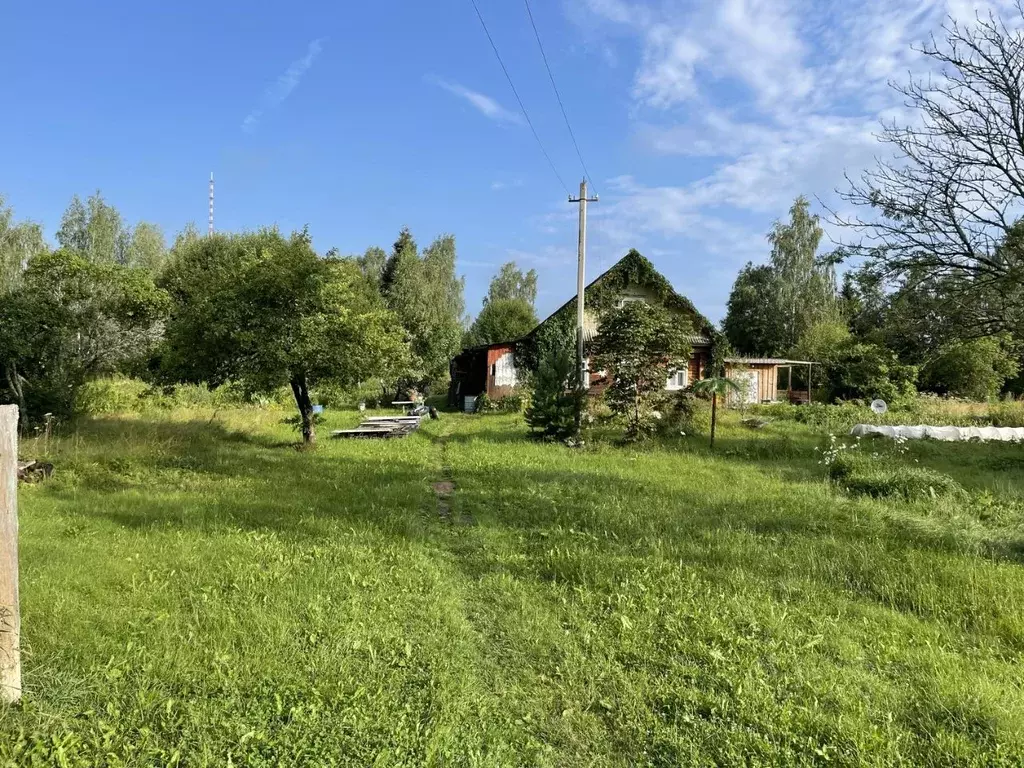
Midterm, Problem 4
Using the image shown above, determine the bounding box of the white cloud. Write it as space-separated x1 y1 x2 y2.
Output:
243 39 324 133
558 0 1024 319
491 178 525 191
430 78 523 125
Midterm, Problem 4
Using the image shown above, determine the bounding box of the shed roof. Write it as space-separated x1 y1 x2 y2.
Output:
725 357 818 365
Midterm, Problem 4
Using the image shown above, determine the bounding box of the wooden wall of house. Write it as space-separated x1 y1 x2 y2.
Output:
689 348 710 383
726 363 778 403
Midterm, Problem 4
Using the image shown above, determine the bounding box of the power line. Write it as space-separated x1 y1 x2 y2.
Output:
469 0 571 196
523 0 597 195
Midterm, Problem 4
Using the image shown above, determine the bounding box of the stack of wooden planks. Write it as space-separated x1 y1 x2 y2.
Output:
332 415 423 440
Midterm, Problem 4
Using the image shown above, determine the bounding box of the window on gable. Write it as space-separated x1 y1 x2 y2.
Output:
615 296 645 309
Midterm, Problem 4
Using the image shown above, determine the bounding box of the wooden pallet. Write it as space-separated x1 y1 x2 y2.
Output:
332 416 422 439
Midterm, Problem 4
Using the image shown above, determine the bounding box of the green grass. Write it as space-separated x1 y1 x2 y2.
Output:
2 406 1024 766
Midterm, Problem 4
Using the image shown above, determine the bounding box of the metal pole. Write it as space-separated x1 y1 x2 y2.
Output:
0 405 20 704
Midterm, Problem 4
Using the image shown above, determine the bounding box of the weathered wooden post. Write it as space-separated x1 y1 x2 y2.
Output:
0 405 21 704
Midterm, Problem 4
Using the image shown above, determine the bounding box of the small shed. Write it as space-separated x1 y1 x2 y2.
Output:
448 340 519 411
724 358 818 404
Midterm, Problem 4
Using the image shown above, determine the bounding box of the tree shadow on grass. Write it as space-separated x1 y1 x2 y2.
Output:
42 414 1024 574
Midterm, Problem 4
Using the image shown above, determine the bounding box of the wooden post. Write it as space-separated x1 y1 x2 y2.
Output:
0 405 20 704
807 363 812 404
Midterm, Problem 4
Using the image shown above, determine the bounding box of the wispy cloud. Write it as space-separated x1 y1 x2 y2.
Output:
428 77 523 125
243 39 324 133
491 178 525 191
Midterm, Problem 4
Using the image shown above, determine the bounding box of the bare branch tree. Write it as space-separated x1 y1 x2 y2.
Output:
835 3 1024 335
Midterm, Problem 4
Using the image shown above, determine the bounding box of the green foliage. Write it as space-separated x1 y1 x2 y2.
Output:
465 261 541 348
723 263 785 355
474 390 528 413
0 193 46 293
464 297 538 347
0 250 169 423
377 230 465 391
485 261 538 306
825 341 918 403
660 390 712 436
586 249 714 332
525 337 582 439
159 229 408 443
358 245 387 292
594 301 692 440
515 310 574 374
830 452 965 500
55 191 167 271
724 197 837 355
77 376 258 414
920 336 1020 400
792 315 851 364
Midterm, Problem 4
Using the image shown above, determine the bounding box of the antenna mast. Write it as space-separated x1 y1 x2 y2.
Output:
208 172 215 236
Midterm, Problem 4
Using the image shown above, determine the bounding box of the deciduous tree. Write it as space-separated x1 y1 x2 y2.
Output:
464 298 538 347
0 194 45 293
160 230 407 445
724 197 836 355
836 7 1024 338
485 261 537 307
0 250 169 423
593 301 692 440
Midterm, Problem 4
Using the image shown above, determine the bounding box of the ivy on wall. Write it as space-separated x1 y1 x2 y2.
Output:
518 249 720 374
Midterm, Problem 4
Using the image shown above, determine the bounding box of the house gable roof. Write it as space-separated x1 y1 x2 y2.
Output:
530 249 716 340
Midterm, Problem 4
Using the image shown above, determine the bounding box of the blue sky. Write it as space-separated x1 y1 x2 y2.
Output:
2 0 1016 321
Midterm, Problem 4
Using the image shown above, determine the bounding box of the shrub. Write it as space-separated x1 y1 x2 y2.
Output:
919 336 1020 401
77 377 151 414
77 377 264 415
825 342 918 404
829 453 965 500
659 390 711 436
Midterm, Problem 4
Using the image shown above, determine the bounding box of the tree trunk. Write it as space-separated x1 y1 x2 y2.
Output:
290 375 316 446
710 392 718 449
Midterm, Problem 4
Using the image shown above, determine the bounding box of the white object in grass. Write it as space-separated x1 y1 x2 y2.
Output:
870 399 888 415
850 424 1024 442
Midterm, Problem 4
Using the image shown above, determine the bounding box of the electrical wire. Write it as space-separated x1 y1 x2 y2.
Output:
469 0 571 196
523 0 597 195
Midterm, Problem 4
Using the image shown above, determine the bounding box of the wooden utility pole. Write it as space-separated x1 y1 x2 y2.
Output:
569 179 598 403
0 405 20 704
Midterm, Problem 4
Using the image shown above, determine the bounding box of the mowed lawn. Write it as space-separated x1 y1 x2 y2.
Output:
2 407 1024 766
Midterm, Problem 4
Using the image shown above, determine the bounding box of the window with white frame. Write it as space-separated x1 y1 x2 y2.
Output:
665 367 688 390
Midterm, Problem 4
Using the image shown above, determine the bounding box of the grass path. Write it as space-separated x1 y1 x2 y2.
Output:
1 408 1023 765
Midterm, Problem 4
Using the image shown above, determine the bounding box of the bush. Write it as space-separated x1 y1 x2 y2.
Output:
659 390 711 436
919 336 1019 401
77 377 151 414
77 377 264 415
829 453 965 500
825 342 918 404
